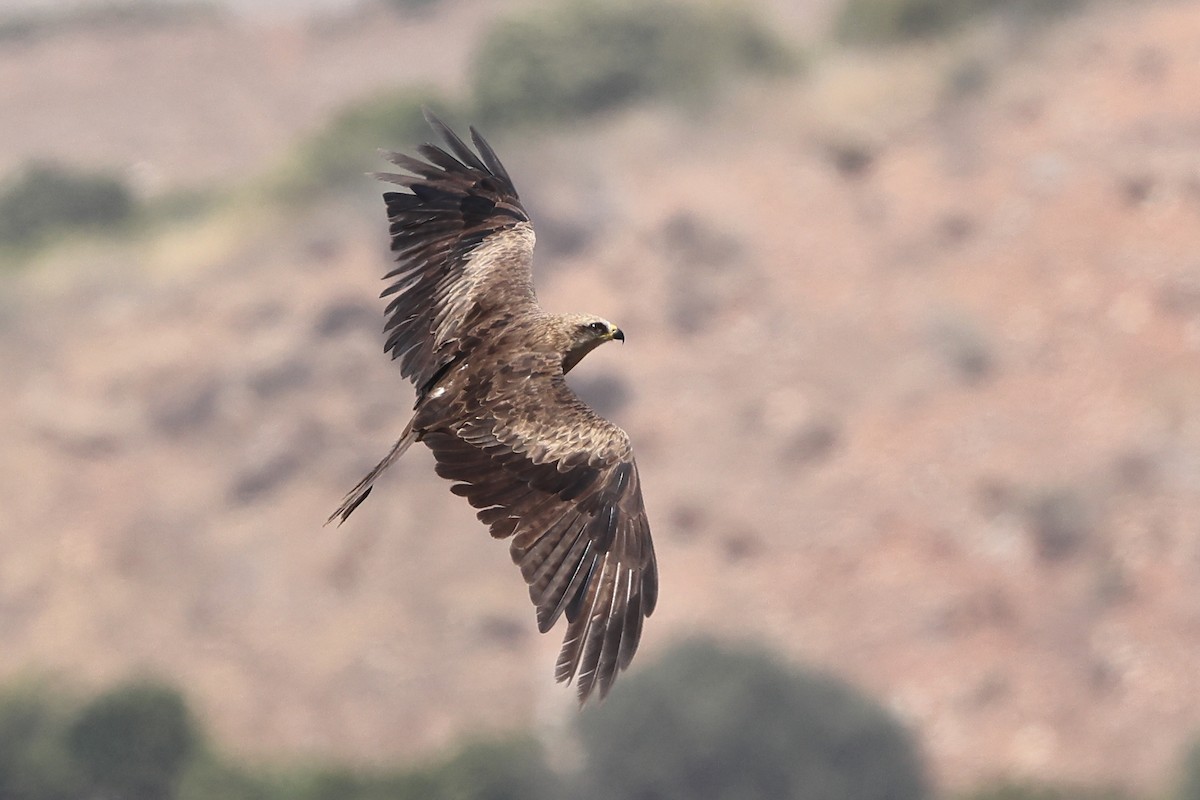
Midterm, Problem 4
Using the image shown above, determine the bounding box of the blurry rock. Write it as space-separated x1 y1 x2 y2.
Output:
669 502 706 540
661 212 742 268
937 213 974 246
1118 174 1154 207
1025 487 1093 563
1112 449 1158 493
779 418 840 468
1156 275 1200 317
823 138 876 180
928 314 995 386
247 357 311 399
529 213 594 258
1132 46 1167 83
145 374 220 436
568 373 631 418
478 614 526 647
722 530 763 563
228 417 324 506
303 235 342 265
974 476 1017 519
314 298 377 338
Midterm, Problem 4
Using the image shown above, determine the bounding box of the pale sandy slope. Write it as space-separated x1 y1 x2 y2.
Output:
1 0 1199 790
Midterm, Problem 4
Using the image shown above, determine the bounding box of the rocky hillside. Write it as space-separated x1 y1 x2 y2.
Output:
2 0 1199 791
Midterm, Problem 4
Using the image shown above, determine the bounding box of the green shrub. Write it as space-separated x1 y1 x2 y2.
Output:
1178 738 1200 800
836 0 1085 44
0 162 135 246
179 734 555 800
961 780 1133 800
430 736 561 800
574 638 927 800
178 752 291 800
0 675 559 800
66 680 199 800
470 0 796 127
381 0 441 15
277 87 448 196
0 682 83 800
0 1 221 44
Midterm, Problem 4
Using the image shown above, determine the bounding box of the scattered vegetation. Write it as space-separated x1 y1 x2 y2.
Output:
0 642 929 800
0 162 136 249
470 0 797 127
0 679 82 800
67 682 199 800
958 780 1133 800
575 638 928 800
1178 736 1200 800
0 678 559 800
1 647 1196 800
380 0 442 16
836 0 1086 44
0 1 221 44
271 87 451 198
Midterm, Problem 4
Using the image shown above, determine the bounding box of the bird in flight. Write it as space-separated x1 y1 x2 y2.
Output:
328 112 658 704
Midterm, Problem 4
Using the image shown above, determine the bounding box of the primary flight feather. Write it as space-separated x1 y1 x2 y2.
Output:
329 112 658 704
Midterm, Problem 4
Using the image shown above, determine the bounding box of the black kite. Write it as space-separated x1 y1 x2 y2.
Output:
329 113 658 704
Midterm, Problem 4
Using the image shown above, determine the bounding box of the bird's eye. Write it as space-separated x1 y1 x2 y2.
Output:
588 321 608 334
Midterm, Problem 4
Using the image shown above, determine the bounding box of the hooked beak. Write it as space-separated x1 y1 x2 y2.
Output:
611 327 625 342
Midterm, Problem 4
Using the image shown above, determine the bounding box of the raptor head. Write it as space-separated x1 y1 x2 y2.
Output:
559 313 624 374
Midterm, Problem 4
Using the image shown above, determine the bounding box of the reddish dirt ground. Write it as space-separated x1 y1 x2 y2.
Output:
1 0 1198 791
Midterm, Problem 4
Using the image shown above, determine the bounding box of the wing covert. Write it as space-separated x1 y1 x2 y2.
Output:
419 369 659 704
374 111 538 395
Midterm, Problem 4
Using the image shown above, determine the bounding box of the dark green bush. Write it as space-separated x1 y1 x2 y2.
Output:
0 2 221 44
0 682 82 800
279 87 448 195
575 638 927 800
0 162 135 246
381 0 441 15
0 674 560 800
836 0 1085 44
1178 737 1200 800
177 758 283 800
960 780 1133 800
66 680 199 800
837 0 995 42
179 734 555 800
471 0 796 127
430 736 561 800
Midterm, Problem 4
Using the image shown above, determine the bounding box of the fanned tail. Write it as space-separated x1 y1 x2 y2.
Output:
326 419 417 526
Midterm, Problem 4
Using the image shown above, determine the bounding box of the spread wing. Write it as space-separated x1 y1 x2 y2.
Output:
418 356 659 704
374 111 537 396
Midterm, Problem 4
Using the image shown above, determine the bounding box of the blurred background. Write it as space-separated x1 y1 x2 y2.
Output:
2 0 1199 798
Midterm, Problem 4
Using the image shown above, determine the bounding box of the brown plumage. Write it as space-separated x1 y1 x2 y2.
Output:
328 112 658 704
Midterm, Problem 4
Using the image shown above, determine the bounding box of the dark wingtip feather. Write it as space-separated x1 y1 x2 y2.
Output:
422 109 489 173
470 126 514 185
421 105 443 131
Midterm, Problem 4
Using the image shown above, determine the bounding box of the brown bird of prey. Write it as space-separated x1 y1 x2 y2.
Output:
328 112 658 704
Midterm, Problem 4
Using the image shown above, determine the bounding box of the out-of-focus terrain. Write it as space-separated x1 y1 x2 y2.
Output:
1 0 1198 792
